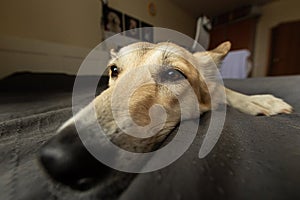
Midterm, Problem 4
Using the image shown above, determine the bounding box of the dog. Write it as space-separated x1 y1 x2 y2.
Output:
38 41 292 190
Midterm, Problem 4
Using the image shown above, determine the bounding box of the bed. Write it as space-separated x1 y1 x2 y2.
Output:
1 72 300 200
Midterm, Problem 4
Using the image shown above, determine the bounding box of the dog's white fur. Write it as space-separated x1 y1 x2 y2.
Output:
62 41 292 152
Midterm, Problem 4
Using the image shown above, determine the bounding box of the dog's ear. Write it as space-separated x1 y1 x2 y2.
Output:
210 41 231 66
211 41 231 56
208 41 231 68
110 49 117 59
193 41 231 68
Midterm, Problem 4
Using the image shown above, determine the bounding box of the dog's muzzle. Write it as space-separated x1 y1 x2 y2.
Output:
38 122 111 191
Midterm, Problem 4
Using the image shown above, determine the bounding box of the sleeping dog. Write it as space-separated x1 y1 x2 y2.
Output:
39 41 292 190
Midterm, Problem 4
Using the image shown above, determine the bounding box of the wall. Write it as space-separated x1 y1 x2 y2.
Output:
253 0 300 77
0 0 102 49
0 0 195 78
108 0 196 38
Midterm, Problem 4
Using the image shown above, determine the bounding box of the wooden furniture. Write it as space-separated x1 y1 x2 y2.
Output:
209 17 258 53
268 20 300 76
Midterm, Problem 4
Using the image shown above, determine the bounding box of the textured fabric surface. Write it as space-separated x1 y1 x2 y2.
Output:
0 73 300 200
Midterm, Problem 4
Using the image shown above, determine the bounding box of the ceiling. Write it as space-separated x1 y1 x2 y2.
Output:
171 0 273 17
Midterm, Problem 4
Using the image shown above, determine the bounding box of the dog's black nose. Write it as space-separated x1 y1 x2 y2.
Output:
38 122 111 191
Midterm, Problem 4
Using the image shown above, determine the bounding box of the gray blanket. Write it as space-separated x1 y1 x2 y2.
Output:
1 73 300 200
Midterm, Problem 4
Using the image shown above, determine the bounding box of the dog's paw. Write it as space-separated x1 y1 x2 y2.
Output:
245 95 293 116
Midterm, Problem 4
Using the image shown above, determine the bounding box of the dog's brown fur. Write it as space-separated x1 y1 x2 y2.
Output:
38 41 294 191
62 41 293 153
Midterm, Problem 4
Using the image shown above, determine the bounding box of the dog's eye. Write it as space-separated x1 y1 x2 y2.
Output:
110 65 119 77
161 69 186 82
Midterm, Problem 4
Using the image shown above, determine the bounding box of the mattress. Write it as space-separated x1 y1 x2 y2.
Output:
0 72 300 200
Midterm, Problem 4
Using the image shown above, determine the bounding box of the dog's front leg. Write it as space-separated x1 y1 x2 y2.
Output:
225 88 293 116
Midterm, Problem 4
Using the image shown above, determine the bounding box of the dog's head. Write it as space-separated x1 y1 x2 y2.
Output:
38 41 231 190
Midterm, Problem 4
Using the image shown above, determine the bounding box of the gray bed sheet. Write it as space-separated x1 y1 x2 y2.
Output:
0 73 300 200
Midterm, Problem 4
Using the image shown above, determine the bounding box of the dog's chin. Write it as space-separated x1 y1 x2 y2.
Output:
38 123 112 191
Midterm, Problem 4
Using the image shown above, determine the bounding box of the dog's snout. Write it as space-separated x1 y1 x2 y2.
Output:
38 122 111 190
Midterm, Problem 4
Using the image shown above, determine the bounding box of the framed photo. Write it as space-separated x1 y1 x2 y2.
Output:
141 22 154 42
124 14 140 39
103 5 123 33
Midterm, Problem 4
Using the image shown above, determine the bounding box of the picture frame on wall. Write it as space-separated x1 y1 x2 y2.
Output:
124 14 140 39
102 5 154 42
103 5 123 33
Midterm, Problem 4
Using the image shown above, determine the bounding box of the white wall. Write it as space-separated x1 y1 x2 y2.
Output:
0 0 196 78
0 0 102 49
253 0 300 77
108 0 196 37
